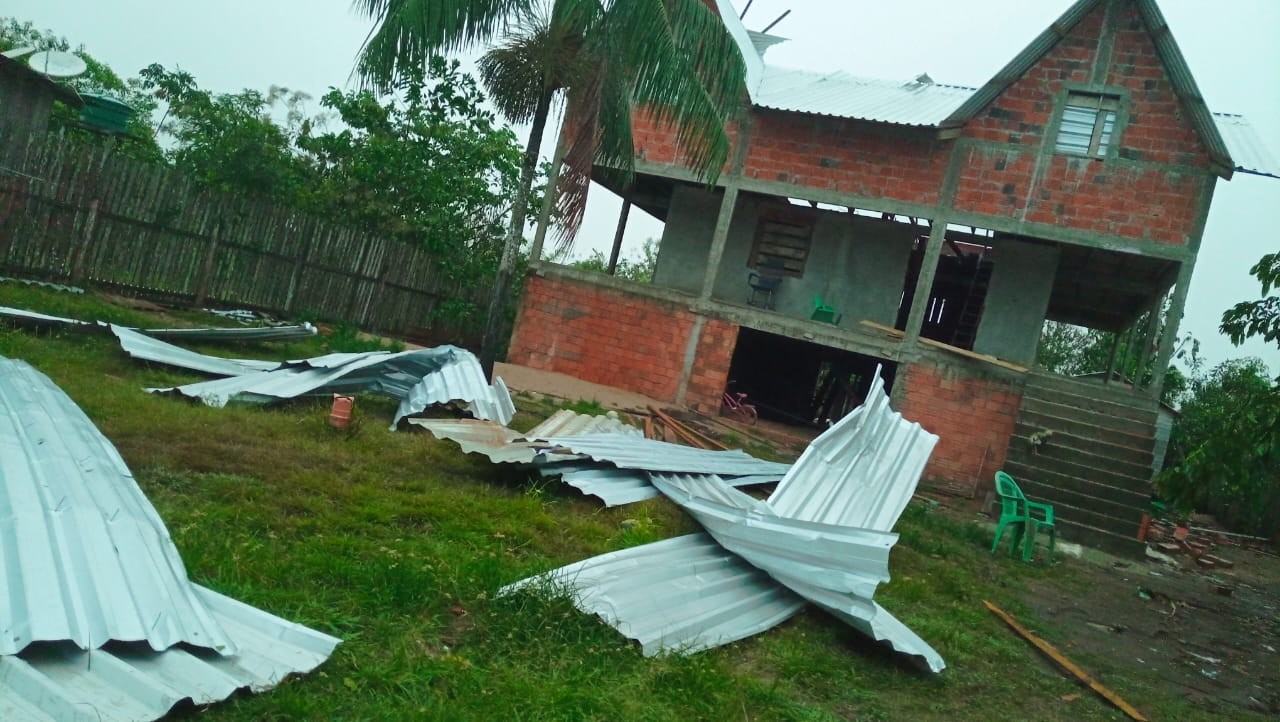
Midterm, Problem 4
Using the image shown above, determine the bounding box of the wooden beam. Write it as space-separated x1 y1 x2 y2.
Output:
984 601 1147 722
860 321 1029 373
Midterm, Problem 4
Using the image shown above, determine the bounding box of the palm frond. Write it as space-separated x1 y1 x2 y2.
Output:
478 4 590 123
353 0 533 91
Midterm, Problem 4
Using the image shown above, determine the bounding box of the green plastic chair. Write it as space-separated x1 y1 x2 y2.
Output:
992 471 1055 562
811 295 842 325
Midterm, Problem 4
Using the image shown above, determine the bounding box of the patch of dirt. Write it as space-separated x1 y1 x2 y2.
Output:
1021 545 1280 717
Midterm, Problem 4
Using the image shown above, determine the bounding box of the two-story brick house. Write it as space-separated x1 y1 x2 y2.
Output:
506 0 1276 552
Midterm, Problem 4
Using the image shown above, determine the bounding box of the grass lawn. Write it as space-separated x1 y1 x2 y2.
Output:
0 283 1259 721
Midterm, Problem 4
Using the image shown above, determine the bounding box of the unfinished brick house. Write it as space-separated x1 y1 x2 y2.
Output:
507 0 1276 552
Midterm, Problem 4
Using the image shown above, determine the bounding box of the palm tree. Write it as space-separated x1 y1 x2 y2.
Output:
354 0 747 377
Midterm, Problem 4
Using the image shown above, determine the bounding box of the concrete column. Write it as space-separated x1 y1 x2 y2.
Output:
902 219 948 348
1103 330 1122 385
1136 293 1163 390
1149 259 1196 399
698 185 739 299
607 194 632 275
529 129 569 264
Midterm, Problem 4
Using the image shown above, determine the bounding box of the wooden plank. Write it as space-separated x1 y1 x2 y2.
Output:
859 320 1029 373
984 601 1147 722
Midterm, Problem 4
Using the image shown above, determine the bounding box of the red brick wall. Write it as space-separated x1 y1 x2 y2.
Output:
896 361 1024 495
507 272 738 413
953 0 1211 245
742 111 948 206
632 109 948 208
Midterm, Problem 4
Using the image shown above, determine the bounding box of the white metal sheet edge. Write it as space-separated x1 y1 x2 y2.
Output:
0 358 236 656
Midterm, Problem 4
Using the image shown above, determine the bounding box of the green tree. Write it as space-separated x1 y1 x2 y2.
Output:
1157 358 1280 536
354 0 748 376
567 237 658 282
139 64 311 200
1221 252 1280 355
1035 317 1192 405
0 18 161 159
297 57 527 305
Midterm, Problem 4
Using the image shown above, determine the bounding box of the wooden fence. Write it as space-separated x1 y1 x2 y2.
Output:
0 131 487 338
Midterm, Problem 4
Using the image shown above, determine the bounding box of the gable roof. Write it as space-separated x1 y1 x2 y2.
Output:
711 0 1275 179
938 0 1232 176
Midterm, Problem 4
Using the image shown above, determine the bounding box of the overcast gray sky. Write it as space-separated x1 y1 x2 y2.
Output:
11 0 1278 372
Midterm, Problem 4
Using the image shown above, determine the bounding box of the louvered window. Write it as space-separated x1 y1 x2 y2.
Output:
1055 93 1120 157
749 210 814 278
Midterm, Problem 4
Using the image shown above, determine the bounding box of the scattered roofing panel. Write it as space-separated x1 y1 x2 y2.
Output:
409 410 641 466
0 585 339 722
0 356 339 719
148 344 513 425
138 323 317 342
110 325 278 377
502 534 804 656
538 434 792 478
755 67 973 126
0 306 90 328
508 368 944 671
0 358 236 656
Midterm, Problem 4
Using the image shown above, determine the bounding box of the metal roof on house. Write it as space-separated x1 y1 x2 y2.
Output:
755 67 974 126
1214 113 1280 179
717 0 1277 179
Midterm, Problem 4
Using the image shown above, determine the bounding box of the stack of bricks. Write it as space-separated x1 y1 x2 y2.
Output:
895 361 1024 497
507 272 738 413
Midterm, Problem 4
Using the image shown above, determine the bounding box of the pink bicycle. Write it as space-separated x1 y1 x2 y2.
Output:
722 384 758 424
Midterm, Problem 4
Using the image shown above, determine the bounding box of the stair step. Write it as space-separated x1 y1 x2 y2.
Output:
1026 372 1157 401
1003 460 1151 507
1008 434 1153 480
1017 401 1156 443
1022 385 1159 424
1055 518 1147 558
1015 478 1147 527
1013 423 1154 466
1004 453 1151 496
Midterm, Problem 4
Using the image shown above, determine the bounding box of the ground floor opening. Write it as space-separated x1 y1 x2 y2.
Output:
726 327 896 426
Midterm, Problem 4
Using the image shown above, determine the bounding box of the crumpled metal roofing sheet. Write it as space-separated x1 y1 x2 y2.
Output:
392 355 513 427
0 358 237 656
1213 112 1280 179
509 368 944 671
755 67 974 126
148 345 513 424
502 534 804 656
768 373 937 530
548 465 787 507
110 325 278 377
409 410 642 465
137 323 317 342
0 584 339 722
0 357 339 720
539 434 792 478
0 306 91 328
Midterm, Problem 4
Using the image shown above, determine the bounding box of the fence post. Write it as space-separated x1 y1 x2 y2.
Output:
194 220 221 307
68 198 99 285
284 217 314 314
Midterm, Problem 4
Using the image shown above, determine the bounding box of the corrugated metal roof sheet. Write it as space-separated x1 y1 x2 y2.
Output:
0 358 237 656
510 368 943 671
502 533 804 656
538 434 792 477
147 344 514 425
1214 113 1280 179
755 67 973 126
768 373 937 530
0 585 339 722
111 325 278 377
0 356 339 720
138 323 317 342
0 306 90 328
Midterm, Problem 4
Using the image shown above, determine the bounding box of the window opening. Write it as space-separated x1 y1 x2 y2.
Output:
1056 92 1120 157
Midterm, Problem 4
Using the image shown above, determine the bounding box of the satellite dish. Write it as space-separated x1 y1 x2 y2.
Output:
2 45 37 59
27 50 87 79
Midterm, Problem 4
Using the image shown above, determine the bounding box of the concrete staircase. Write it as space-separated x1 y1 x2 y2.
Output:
1003 372 1157 556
